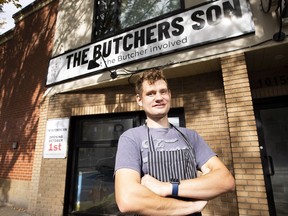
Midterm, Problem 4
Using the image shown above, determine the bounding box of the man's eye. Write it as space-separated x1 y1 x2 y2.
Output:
147 92 155 96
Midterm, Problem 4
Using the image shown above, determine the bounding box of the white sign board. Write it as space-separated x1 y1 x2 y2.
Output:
46 0 254 85
43 118 70 158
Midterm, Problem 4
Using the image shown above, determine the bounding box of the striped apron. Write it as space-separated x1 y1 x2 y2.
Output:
146 124 202 216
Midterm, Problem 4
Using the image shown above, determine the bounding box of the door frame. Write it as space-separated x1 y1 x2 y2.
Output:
253 95 288 216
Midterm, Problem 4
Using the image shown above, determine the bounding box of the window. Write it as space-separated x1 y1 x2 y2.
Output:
92 0 183 41
66 117 135 215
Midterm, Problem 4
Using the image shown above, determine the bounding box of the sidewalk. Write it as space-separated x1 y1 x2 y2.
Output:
0 205 31 216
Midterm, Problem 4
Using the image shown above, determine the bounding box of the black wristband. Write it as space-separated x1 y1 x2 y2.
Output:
170 178 180 196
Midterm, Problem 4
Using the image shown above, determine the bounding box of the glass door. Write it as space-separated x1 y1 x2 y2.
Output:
255 97 288 216
75 118 134 215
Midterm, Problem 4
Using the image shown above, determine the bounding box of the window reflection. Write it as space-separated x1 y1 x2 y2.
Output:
93 0 182 40
81 119 132 141
75 147 118 214
74 118 133 215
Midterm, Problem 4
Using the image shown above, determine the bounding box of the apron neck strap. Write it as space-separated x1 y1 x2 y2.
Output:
146 123 156 152
170 123 192 148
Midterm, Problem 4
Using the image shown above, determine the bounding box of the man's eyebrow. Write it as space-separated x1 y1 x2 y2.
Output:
145 89 156 94
159 88 168 92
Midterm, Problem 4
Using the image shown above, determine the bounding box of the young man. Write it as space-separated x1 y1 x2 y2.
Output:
114 69 235 215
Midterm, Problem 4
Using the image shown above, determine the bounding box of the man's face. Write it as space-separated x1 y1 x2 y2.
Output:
136 79 171 119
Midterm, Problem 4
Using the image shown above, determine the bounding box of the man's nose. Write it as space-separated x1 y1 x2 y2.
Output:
154 92 163 100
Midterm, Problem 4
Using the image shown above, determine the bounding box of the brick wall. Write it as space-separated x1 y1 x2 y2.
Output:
0 0 58 182
177 71 238 215
221 53 269 216
0 0 58 209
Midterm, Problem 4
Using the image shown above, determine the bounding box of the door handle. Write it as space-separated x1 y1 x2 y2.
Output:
265 155 275 176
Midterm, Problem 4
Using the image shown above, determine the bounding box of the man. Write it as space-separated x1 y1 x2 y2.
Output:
114 69 235 215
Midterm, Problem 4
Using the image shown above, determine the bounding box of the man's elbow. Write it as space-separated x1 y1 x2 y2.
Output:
115 193 135 214
225 173 236 192
116 200 130 213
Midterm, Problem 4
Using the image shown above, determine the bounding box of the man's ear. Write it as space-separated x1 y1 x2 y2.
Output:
136 94 142 106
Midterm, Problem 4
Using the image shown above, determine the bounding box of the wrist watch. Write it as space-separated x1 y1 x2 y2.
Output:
170 178 180 197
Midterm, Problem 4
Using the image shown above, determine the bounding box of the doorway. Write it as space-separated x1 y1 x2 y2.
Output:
254 96 288 216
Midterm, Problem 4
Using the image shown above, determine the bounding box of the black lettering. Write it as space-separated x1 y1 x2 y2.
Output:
158 21 171 41
123 34 133 51
191 10 205 30
223 0 242 17
73 51 81 67
93 45 102 61
81 48 89 65
206 5 222 25
146 25 157 44
171 17 184 36
66 54 73 69
102 41 112 57
113 36 122 54
134 29 145 48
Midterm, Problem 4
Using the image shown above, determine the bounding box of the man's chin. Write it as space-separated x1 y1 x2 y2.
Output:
149 113 167 119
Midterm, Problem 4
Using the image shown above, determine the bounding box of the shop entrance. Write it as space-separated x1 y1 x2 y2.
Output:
64 109 184 215
255 96 288 216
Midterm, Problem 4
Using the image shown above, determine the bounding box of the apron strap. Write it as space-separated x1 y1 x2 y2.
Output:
170 123 194 149
146 125 156 152
170 123 198 176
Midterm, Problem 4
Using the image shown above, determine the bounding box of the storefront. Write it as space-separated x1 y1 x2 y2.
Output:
1 0 287 215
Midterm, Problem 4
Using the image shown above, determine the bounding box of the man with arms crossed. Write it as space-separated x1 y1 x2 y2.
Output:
114 69 235 215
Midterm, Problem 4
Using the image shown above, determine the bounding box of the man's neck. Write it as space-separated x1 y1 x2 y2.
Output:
146 117 170 128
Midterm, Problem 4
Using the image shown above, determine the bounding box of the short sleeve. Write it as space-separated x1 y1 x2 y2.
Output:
114 130 142 174
186 129 217 169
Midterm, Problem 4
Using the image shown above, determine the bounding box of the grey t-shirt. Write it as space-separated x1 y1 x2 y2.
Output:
114 125 216 176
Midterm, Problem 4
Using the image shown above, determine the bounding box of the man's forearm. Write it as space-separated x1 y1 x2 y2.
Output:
178 168 235 200
116 184 206 215
141 157 235 200
120 188 207 216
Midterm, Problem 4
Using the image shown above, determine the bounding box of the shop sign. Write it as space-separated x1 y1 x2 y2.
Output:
43 118 70 158
46 0 254 85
